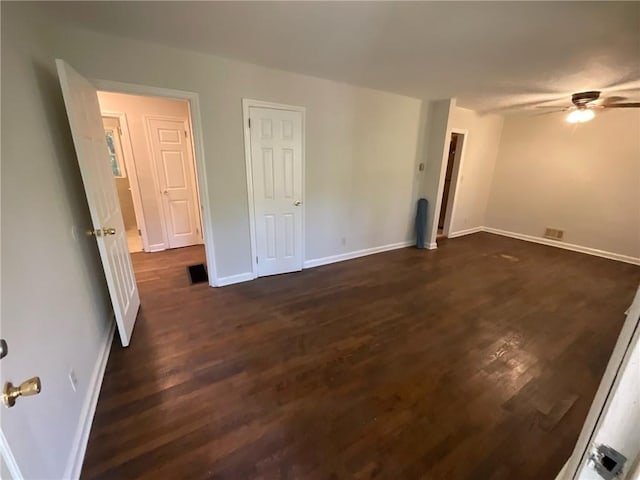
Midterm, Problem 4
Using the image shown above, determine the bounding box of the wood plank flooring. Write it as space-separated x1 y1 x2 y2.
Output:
81 233 640 480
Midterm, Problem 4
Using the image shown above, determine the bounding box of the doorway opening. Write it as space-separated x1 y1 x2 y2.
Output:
56 60 217 348
437 131 465 238
97 91 204 254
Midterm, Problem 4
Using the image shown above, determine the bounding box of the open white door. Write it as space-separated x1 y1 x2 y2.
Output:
56 59 140 347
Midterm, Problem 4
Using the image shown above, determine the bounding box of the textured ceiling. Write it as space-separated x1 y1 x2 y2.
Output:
36 1 640 112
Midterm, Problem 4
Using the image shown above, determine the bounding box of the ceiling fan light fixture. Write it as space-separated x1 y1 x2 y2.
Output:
566 108 595 124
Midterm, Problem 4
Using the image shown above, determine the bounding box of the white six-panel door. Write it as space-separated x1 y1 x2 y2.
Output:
56 59 140 347
147 117 202 249
249 107 303 276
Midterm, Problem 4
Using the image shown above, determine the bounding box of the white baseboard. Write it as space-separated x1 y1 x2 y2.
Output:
304 240 414 269
146 243 166 253
427 242 438 250
483 227 640 266
215 241 415 284
447 226 484 239
216 272 256 287
0 429 22 480
63 321 115 480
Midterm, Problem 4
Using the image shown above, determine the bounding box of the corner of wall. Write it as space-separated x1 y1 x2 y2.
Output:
420 98 455 246
479 113 505 228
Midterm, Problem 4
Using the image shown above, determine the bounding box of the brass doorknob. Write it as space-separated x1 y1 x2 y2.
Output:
3 377 41 408
294 200 302 206
102 227 116 236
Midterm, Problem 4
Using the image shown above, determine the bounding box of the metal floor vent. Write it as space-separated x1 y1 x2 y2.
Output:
544 228 564 240
187 263 208 285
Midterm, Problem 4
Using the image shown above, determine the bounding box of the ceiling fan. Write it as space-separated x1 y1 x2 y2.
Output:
536 91 640 123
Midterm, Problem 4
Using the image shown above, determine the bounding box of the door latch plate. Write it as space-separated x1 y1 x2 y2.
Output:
589 444 626 480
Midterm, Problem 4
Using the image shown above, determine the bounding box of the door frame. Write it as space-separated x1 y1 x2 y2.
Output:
441 129 468 237
93 78 218 287
100 110 151 252
558 288 640 479
144 113 204 249
241 98 306 279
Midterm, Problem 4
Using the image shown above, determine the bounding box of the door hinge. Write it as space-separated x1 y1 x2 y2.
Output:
256 256 258 264
137 229 141 236
248 118 251 128
118 126 123 136
184 130 188 138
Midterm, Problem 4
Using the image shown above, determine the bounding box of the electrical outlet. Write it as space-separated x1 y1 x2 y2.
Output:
69 369 78 392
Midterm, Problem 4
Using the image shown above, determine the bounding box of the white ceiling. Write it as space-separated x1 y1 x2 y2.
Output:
39 1 640 112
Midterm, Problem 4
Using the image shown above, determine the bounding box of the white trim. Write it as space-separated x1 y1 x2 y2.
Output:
216 272 256 287
427 242 438 250
303 241 413 269
63 321 115 480
100 110 151 252
483 227 640 266
555 461 568 480
447 226 484 239
93 79 219 287
0 429 22 480
427 99 455 248
242 98 306 278
219 241 416 282
185 102 206 244
565 288 640 479
142 113 170 249
442 129 468 237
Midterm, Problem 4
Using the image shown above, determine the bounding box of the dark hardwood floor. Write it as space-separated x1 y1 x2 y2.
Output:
81 233 640 480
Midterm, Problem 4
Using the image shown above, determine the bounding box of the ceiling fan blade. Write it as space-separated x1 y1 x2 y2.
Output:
601 95 628 105
602 103 640 108
533 110 565 116
534 105 571 110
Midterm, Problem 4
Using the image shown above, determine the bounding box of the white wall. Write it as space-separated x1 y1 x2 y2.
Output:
1 7 113 479
419 100 504 246
421 99 453 247
98 91 192 251
114 177 136 230
1 4 428 476
446 104 504 234
20 8 426 277
486 110 640 259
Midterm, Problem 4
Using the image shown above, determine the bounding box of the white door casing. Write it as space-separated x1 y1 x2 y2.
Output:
56 59 140 347
563 287 640 480
147 116 202 249
249 106 304 277
101 112 150 252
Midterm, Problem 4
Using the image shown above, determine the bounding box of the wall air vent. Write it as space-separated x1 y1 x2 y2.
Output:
544 228 564 240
